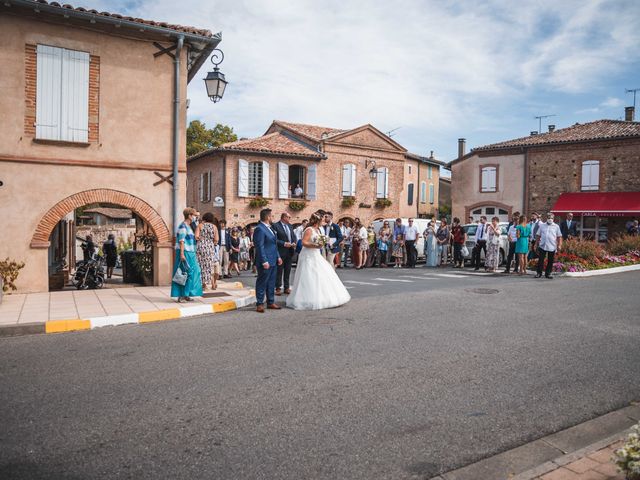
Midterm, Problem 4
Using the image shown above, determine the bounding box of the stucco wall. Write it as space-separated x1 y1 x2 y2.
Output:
398 160 440 218
451 152 525 222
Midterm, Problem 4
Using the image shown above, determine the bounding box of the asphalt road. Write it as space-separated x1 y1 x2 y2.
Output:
1 268 639 479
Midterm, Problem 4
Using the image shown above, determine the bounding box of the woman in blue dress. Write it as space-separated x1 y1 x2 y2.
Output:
171 208 203 302
423 220 439 267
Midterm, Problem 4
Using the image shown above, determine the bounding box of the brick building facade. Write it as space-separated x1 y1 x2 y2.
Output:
450 116 640 240
188 121 443 226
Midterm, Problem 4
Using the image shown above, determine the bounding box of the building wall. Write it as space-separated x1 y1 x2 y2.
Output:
187 154 226 221
0 15 189 292
527 139 640 215
451 152 525 222
399 160 440 218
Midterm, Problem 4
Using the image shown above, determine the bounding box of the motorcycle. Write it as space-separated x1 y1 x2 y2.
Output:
72 255 105 290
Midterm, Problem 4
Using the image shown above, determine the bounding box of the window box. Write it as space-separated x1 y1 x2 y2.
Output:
288 200 306 212
248 197 269 208
341 196 356 208
375 198 392 208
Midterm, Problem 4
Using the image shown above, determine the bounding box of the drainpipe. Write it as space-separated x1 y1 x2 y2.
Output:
522 148 528 216
172 35 184 237
416 160 420 218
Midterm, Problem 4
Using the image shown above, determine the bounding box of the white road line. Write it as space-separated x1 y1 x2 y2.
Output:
432 273 470 278
373 278 413 283
399 275 435 280
344 280 381 286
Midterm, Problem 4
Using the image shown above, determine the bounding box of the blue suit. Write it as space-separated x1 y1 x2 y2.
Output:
253 222 280 306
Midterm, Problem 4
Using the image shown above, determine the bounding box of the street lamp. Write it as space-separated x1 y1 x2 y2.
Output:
203 49 228 103
365 159 378 179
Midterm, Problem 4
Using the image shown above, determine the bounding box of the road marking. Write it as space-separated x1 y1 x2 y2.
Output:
432 273 470 278
373 278 413 283
344 280 381 286
399 275 435 280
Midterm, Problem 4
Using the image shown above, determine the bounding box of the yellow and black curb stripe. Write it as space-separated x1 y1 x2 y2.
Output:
0 292 256 337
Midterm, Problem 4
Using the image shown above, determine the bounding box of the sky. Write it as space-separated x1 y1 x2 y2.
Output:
92 0 640 164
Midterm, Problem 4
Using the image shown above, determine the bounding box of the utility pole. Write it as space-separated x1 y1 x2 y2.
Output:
626 88 640 109
534 114 556 133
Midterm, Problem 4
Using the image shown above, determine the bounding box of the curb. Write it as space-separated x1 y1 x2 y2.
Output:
0 292 257 337
564 263 640 278
431 402 640 480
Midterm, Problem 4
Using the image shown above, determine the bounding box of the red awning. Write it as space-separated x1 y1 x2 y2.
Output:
551 192 640 216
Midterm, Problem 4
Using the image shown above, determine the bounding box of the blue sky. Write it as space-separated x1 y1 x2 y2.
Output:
93 0 640 163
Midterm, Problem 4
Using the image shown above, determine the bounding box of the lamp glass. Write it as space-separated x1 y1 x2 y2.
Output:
204 69 228 103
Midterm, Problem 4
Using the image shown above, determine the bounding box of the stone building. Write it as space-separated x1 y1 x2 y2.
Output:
187 121 442 226
0 0 219 292
450 109 640 240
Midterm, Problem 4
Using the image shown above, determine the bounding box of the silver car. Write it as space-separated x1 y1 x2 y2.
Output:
462 222 510 266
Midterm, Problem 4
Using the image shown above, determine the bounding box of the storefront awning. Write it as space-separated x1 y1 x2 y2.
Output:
551 192 640 216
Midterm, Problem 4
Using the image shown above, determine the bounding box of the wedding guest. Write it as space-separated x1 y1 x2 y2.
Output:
219 220 231 278
472 216 488 271
528 213 541 260
392 233 404 268
629 220 639 236
504 212 520 274
392 218 406 265
102 233 118 279
560 213 578 241
341 219 352 267
436 218 450 267
405 218 420 268
195 212 218 291
356 220 368 269
229 229 241 276
424 221 438 267
273 212 296 295
451 218 466 268
351 219 361 268
515 215 530 276
171 207 202 302
377 221 392 267
484 216 501 272
240 229 251 271
294 219 308 241
535 213 562 279
322 212 343 268
366 225 377 267
247 225 256 273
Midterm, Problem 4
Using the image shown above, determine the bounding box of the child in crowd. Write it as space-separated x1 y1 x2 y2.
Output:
392 233 404 268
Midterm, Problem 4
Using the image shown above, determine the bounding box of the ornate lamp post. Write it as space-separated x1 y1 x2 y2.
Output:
203 49 228 103
365 159 378 179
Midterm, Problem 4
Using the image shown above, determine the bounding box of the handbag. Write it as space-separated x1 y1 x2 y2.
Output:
172 261 189 286
461 245 469 257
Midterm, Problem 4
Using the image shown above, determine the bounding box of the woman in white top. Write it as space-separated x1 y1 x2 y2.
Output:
286 213 351 310
356 220 368 270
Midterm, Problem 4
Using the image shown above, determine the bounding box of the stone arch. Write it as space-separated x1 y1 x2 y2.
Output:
30 188 171 248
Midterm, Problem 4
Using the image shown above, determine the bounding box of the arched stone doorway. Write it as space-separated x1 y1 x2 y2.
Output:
31 189 172 290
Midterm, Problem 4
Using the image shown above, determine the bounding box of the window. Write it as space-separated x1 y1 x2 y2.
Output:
238 159 269 198
342 163 357 196
428 165 433 179
485 207 495 215
248 162 263 196
499 208 508 215
408 165 412 174
581 161 600 191
200 171 211 202
36 45 89 142
429 183 434 204
420 182 427 203
376 167 389 199
480 166 497 192
472 209 482 214
407 183 414 206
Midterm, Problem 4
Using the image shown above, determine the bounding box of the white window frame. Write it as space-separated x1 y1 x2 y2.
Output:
420 181 427 203
342 163 357 197
429 183 435 204
481 166 497 193
428 165 433 179
376 167 389 199
248 161 263 197
36 44 90 142
200 171 211 203
581 160 600 191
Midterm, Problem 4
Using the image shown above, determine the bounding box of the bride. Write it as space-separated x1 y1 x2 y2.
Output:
286 213 351 310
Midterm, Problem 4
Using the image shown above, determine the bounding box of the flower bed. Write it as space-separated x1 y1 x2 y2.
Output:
527 236 640 273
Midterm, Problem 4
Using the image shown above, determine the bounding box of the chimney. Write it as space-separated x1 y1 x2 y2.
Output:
429 150 434 159
457 138 466 159
530 131 538 136
548 125 555 132
625 106 635 122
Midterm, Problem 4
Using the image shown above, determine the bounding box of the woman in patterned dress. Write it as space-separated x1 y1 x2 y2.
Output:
171 208 203 302
195 212 218 291
484 216 501 272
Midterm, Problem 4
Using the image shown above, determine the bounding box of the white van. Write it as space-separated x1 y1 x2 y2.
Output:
371 217 440 262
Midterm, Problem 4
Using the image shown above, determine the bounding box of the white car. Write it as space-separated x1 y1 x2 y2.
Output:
371 218 440 262
462 222 510 266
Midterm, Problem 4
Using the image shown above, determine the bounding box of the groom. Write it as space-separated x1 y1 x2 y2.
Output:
253 208 283 313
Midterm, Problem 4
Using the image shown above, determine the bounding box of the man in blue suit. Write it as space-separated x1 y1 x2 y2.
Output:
253 208 282 313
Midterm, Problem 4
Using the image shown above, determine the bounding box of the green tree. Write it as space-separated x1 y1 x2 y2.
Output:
186 120 238 157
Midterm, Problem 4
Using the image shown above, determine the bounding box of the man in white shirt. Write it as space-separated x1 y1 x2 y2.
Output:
219 220 231 278
404 218 420 268
294 184 304 198
341 220 352 268
535 213 562 279
293 219 308 243
472 216 488 270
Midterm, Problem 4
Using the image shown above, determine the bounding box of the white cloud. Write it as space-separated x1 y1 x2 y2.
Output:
90 0 640 158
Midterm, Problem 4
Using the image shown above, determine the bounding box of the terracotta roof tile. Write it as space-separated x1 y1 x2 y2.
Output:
218 132 324 159
84 207 132 219
32 0 214 38
273 121 346 142
475 119 640 151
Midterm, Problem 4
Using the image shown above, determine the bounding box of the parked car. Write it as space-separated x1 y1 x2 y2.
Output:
462 222 509 266
371 217 440 262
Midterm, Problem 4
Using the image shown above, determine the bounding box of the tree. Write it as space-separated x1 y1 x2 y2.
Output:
186 120 238 157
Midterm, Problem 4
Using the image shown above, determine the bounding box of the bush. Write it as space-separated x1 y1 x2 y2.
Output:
0 258 25 293
561 238 606 261
288 200 306 212
607 234 640 255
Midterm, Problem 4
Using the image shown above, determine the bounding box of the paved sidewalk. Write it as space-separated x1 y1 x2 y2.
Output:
0 281 255 336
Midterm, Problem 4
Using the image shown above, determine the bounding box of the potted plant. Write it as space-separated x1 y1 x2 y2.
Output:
248 197 269 208
614 422 640 480
288 200 306 212
375 198 392 208
0 258 25 304
341 196 356 208
359 202 372 208
132 232 156 286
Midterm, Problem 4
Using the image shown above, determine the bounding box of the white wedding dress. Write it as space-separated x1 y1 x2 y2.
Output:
286 227 351 310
